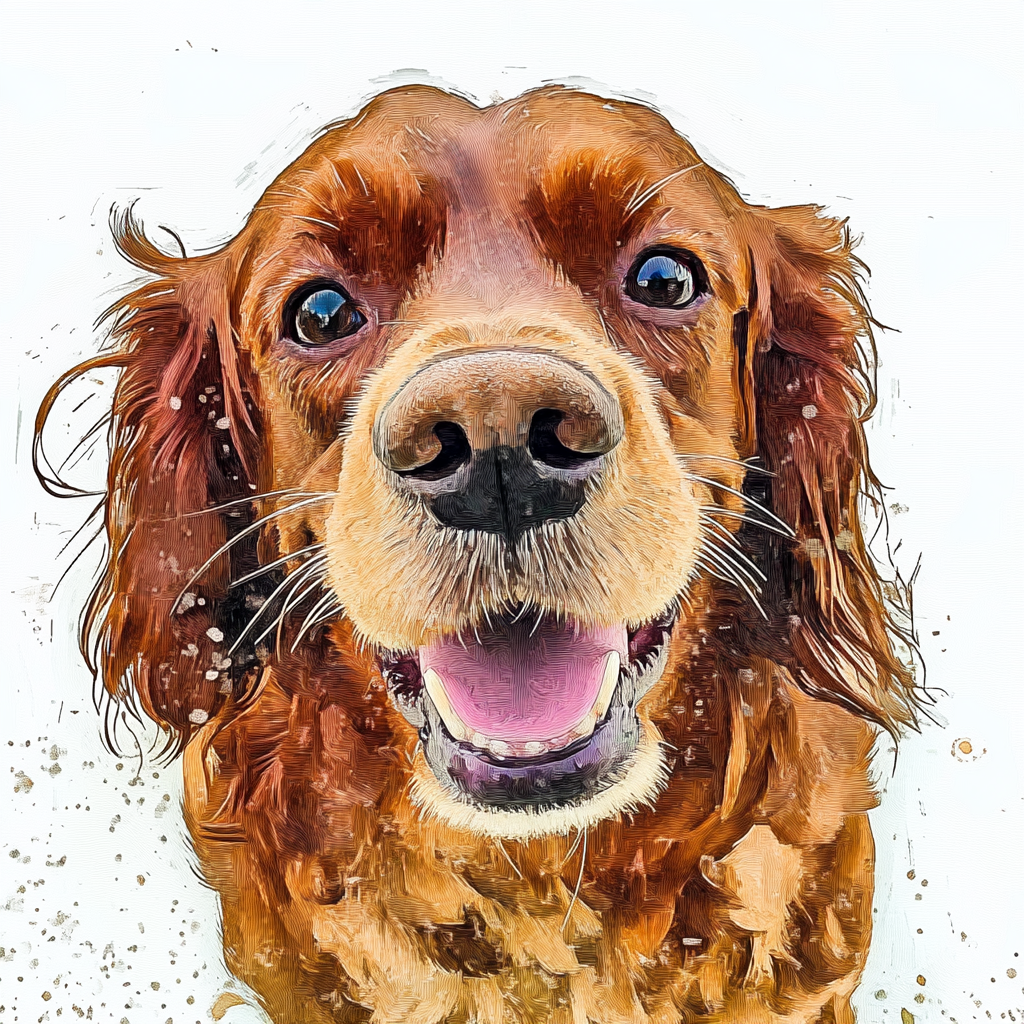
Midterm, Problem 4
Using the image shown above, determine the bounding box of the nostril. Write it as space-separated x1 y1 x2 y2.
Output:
395 422 471 481
528 409 603 472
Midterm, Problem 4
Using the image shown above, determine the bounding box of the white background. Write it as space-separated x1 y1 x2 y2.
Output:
1 2 1022 1022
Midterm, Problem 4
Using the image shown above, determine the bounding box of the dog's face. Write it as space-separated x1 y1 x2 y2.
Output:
245 87 755 836
47 85 915 848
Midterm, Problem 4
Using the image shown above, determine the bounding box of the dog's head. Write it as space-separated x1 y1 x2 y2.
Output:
39 85 917 839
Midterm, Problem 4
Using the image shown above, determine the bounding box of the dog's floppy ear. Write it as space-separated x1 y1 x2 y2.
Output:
745 205 918 731
38 208 266 755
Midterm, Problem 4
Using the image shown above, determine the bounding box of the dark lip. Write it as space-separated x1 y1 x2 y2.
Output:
377 604 679 808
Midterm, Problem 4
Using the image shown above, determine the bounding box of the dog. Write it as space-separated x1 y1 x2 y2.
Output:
37 85 919 1023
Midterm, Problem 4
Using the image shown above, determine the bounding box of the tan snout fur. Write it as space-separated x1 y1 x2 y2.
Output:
327 308 705 651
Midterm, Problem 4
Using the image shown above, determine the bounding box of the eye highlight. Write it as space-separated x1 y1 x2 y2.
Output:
625 248 707 309
290 284 366 346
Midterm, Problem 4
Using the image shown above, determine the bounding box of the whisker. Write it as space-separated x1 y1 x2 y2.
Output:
267 568 332 653
698 548 768 618
678 452 774 476
530 607 546 638
685 474 792 534
494 839 523 880
561 826 584 866
182 488 332 518
693 554 739 586
273 571 328 623
561 828 588 931
702 550 763 594
289 592 340 653
509 601 533 625
701 539 763 592
229 554 327 654
699 505 794 539
294 607 343 652
305 601 343 633
173 494 335 610
699 516 767 581
248 559 330 650
230 543 326 588
693 552 756 598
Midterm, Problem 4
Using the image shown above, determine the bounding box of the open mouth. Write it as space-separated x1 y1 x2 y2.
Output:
378 605 678 812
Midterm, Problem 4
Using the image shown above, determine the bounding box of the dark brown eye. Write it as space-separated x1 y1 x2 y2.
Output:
625 248 707 308
292 286 366 346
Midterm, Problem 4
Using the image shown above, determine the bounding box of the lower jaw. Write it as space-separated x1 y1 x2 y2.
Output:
408 718 670 840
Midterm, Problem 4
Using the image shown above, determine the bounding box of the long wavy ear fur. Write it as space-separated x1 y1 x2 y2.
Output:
37 207 267 756
748 205 920 732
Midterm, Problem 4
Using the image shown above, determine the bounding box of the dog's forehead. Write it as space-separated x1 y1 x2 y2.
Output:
263 86 707 212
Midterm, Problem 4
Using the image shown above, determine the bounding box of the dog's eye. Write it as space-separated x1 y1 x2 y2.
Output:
625 249 706 308
292 286 366 346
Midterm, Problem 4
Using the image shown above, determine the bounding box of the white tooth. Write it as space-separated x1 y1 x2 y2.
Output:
524 741 546 756
592 650 622 720
470 732 489 749
486 739 512 758
422 668 472 742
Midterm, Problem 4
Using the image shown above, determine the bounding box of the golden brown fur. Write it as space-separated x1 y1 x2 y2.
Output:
37 85 919 1022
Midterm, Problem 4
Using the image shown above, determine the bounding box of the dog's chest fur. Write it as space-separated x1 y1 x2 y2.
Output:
185 655 875 1023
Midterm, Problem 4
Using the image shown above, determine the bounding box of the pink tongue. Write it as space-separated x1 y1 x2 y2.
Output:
419 617 627 743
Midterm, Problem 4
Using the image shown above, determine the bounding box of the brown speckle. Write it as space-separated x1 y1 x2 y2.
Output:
953 738 986 762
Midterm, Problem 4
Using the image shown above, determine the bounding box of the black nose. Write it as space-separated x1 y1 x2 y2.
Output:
373 351 623 544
